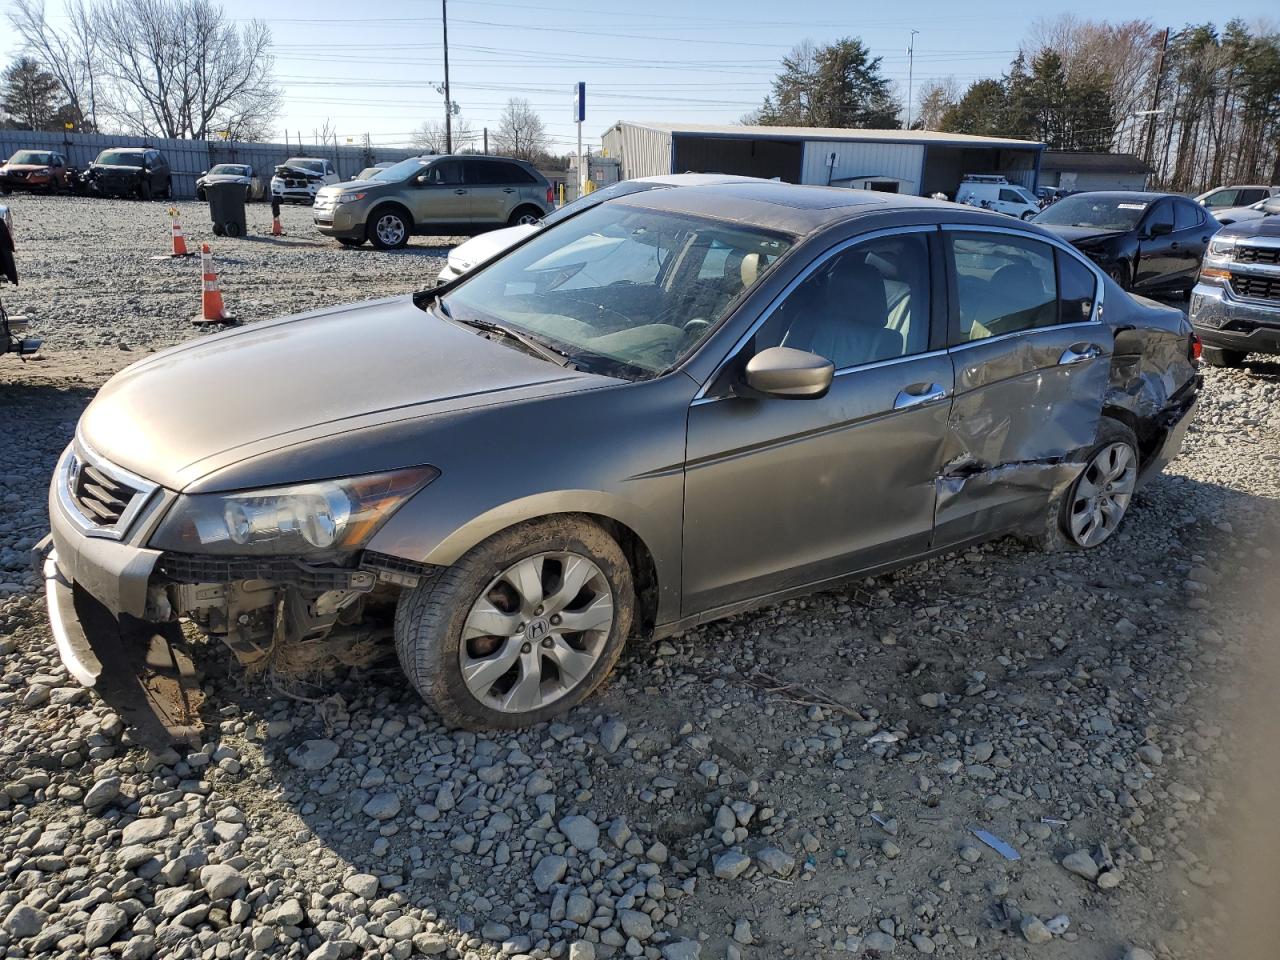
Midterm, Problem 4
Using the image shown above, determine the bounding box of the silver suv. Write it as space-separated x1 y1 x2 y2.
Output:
314 155 553 249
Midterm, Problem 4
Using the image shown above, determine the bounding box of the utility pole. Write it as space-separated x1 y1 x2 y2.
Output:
1143 27 1170 168
483 127 488 153
442 0 452 154
906 30 919 130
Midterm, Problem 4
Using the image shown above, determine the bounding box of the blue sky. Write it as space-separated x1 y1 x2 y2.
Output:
4 0 1277 154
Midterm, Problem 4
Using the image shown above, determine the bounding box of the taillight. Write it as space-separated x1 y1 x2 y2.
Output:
1190 332 1202 363
546 185 554 205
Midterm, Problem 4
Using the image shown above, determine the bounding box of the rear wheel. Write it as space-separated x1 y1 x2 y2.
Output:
1039 417 1140 551
508 205 543 227
1107 263 1130 290
368 208 410 249
394 516 634 729
1201 345 1247 368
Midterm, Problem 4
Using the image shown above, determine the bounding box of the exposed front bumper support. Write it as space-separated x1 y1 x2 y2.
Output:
41 545 103 687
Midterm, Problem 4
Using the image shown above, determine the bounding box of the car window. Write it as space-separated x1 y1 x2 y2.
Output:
1205 189 1236 207
442 203 792 376
1238 189 1265 205
424 159 463 185
755 232 932 368
1056 250 1096 324
949 233 1057 341
1142 199 1174 235
1174 199 1203 231
999 189 1021 203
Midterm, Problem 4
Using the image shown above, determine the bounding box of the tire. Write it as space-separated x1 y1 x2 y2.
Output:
224 221 243 238
368 208 410 249
212 223 226 237
1106 263 1130 290
1038 417 1140 552
161 178 172 200
196 188 206 202
337 237 364 247
394 516 635 730
508 205 543 227
1201 345 1247 368
1020 210 1036 220
138 179 152 201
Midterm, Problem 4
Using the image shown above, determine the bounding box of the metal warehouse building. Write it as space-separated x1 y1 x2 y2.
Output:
600 121 1044 197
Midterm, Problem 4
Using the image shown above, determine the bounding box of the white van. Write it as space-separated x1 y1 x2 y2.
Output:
955 175 1040 220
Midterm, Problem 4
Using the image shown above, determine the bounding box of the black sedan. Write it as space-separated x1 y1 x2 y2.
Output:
1033 191 1218 296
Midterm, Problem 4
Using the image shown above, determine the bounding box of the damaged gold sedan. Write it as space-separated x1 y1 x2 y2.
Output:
38 181 1201 732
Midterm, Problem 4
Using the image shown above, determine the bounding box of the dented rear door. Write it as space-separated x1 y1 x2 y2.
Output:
934 227 1112 547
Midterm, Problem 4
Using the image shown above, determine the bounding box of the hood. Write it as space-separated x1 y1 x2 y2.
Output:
2 163 51 172
203 174 249 183
1037 224 1127 245
91 163 143 174
449 224 539 268
1217 215 1280 240
318 178 383 196
79 296 607 491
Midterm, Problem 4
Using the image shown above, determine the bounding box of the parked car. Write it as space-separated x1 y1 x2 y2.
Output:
354 163 393 181
270 157 339 204
1211 195 1280 226
0 149 76 194
1189 214 1280 366
1 203 39 357
1032 191 1217 295
313 154 553 249
197 164 265 202
955 175 1040 219
38 182 1201 730
82 148 172 200
1194 184 1280 211
435 172 766 284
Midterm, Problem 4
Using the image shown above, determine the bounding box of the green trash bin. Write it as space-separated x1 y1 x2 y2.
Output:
206 180 248 238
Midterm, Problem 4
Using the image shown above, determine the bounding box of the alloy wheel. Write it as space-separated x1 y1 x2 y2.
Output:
458 551 614 714
375 214 406 247
1068 441 1137 547
515 211 539 225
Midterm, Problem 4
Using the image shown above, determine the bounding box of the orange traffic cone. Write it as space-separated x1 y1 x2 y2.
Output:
194 243 234 325
271 214 284 236
152 207 195 259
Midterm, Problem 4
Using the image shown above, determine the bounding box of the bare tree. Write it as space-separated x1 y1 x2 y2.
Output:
8 0 98 128
92 0 280 140
915 77 960 129
493 98 548 161
411 118 476 153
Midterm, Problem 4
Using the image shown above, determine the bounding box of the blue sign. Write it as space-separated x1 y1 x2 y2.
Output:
573 82 586 123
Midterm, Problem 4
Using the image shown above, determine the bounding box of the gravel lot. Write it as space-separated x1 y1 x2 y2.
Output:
2 194 1279 960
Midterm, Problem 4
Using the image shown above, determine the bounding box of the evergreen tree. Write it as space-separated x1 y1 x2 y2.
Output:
0 56 63 131
756 38 901 128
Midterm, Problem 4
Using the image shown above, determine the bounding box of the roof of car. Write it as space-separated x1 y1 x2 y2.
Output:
609 180 972 235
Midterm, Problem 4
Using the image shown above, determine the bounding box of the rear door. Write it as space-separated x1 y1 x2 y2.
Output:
935 227 1111 546
410 158 469 227
462 158 509 225
1135 199 1177 289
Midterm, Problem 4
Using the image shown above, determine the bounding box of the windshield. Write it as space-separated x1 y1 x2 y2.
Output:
439 202 792 377
96 150 145 167
210 164 248 176
371 157 430 181
541 180 669 227
9 151 52 165
1033 195 1148 231
283 158 324 172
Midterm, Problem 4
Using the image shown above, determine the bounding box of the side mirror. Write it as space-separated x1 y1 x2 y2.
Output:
743 346 834 399
199 170 207 176
415 173 430 184
1146 220 1173 238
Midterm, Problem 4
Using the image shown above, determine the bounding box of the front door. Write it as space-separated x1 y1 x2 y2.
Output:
410 158 470 227
935 227 1111 545
682 227 952 616
1134 198 1178 290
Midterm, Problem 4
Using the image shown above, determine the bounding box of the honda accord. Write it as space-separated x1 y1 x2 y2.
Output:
39 182 1201 730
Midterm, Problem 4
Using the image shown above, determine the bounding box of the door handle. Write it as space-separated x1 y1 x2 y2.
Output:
1170 241 1180 250
502 187 515 193
454 188 467 195
893 383 948 410
1059 344 1102 365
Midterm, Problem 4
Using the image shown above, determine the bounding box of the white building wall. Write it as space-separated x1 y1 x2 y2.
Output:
601 124 673 180
801 141 924 191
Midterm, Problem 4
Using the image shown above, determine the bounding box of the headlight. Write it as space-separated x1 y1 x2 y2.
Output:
150 466 438 556
34 168 50 175
336 191 366 204
1207 235 1236 259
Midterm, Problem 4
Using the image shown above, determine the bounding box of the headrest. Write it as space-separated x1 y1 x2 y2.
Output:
740 252 760 287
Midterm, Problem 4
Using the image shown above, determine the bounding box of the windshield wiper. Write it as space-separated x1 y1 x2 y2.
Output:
441 308 574 368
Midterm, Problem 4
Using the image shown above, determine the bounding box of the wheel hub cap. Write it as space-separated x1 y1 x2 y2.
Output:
459 552 614 714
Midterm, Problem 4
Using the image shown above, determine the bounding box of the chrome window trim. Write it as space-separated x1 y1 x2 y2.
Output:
692 224 938 401
940 222 1107 338
56 436 161 541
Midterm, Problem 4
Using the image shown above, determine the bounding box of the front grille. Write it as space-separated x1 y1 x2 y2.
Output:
1231 273 1280 302
156 552 374 591
72 459 139 527
1235 246 1280 266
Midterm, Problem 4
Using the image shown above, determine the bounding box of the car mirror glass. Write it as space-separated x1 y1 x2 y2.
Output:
743 346 834 399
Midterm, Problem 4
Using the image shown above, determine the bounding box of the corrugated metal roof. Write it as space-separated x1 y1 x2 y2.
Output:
1040 151 1152 174
605 121 1043 151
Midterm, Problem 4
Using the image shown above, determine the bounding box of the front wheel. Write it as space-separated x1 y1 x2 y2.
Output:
1106 263 1130 291
1201 345 1247 368
394 516 635 730
138 179 152 201
161 178 172 200
368 209 410 249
